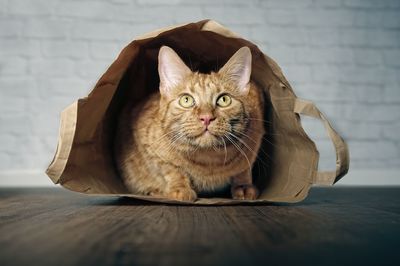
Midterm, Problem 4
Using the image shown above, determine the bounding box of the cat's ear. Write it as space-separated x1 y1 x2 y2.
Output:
218 47 252 95
158 46 191 97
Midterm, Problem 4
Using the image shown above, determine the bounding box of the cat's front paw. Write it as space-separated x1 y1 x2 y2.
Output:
231 184 259 200
167 187 197 202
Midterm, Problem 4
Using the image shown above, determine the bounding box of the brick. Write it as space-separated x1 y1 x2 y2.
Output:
340 29 369 46
203 7 263 25
90 42 121 60
7 0 55 15
42 40 89 59
0 134 19 154
17 136 51 169
0 153 12 171
311 65 341 83
318 158 337 172
39 78 91 98
294 83 382 104
110 0 132 3
0 115 32 136
313 0 343 8
353 48 383 66
300 10 354 27
384 0 400 8
0 77 39 98
350 85 383 103
266 10 298 26
350 158 400 168
0 19 24 37
55 1 113 19
299 115 329 140
383 50 400 67
349 140 398 160
181 0 253 5
251 26 307 45
0 95 26 114
27 96 76 119
0 0 6 15
294 83 346 102
383 11 400 29
0 57 28 75
114 6 202 24
28 113 61 135
343 0 386 8
338 66 382 85
72 21 126 41
296 47 354 64
24 19 72 38
342 104 400 122
353 10 383 28
118 24 166 42
0 39 41 57
267 46 297 64
367 30 400 48
282 65 312 84
136 0 183 5
335 121 381 140
313 140 337 171
316 102 343 120
74 60 111 79
29 59 74 77
383 86 400 103
308 29 341 47
170 7 204 25
314 139 336 160
259 0 313 8
381 68 400 87
383 122 400 141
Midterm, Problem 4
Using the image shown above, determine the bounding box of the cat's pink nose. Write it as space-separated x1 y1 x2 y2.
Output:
199 115 215 127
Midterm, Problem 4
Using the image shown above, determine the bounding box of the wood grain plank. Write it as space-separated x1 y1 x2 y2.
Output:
0 187 399 266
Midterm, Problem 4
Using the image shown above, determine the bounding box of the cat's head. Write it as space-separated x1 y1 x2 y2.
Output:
158 46 252 149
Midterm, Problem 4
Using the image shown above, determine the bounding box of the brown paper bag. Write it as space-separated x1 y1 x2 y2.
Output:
46 20 349 205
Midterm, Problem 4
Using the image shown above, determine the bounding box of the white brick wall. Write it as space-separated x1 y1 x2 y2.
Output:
0 0 399 184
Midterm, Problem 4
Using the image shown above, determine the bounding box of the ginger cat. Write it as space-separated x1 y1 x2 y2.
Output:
114 46 265 201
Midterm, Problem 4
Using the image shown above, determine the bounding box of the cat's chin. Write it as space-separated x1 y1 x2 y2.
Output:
188 131 224 149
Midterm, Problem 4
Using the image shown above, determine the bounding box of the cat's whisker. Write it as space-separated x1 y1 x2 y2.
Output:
148 130 179 148
227 132 272 169
166 132 185 150
244 126 283 137
225 134 252 170
220 136 227 166
190 142 200 157
150 132 183 151
245 118 273 124
228 132 261 162
232 130 275 163
242 127 282 149
154 131 184 155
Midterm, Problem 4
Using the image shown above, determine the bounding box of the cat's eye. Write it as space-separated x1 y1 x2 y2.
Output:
216 95 232 107
179 94 195 108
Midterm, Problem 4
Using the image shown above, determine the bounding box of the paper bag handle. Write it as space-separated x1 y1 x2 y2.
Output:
293 98 350 185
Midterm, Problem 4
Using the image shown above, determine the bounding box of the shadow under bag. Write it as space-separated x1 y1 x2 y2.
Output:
46 20 350 205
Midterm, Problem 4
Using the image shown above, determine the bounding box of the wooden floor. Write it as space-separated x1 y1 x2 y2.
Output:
0 187 399 266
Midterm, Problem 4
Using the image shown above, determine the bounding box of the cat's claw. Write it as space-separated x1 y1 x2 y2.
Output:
167 187 197 202
231 184 258 200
